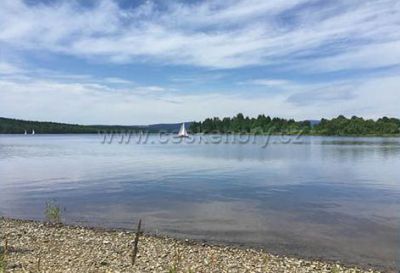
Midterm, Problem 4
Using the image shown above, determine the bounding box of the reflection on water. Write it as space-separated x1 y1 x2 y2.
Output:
0 135 399 270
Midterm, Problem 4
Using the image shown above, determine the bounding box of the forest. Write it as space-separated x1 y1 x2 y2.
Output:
0 117 144 134
1 115 399 136
190 114 400 136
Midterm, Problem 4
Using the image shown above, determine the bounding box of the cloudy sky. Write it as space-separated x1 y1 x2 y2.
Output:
0 0 399 124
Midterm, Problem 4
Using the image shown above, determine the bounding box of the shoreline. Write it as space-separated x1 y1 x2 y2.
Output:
1 133 400 137
0 217 385 273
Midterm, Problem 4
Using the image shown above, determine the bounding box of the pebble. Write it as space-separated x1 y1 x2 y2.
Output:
0 218 383 273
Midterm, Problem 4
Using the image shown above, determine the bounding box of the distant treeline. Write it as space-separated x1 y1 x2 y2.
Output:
190 114 400 136
1 116 399 136
0 117 146 134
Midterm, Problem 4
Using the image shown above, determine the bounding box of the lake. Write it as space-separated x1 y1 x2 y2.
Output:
0 134 399 270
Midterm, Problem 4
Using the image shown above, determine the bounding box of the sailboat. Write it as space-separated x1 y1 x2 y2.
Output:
177 123 189 138
32 129 35 135
24 130 27 135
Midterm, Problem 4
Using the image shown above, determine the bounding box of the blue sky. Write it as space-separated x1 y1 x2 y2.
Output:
0 0 399 124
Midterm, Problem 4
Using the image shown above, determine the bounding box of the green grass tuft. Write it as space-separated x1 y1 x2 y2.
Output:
330 265 341 273
168 267 177 273
45 201 62 224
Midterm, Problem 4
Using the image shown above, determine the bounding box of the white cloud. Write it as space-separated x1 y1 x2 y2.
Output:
303 41 400 72
247 79 292 87
0 0 399 123
1 71 399 124
0 0 399 70
286 83 357 105
0 61 22 74
103 77 134 84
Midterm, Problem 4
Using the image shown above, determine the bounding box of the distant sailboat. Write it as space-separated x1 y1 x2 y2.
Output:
32 130 35 135
24 130 27 135
177 123 189 138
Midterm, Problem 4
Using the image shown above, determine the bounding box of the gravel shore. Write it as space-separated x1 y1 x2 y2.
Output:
0 218 382 273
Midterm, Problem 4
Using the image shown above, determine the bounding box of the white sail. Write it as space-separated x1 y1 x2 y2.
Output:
32 130 35 135
178 123 189 137
24 130 27 135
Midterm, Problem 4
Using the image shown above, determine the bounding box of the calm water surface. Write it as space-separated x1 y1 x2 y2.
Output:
0 135 399 270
